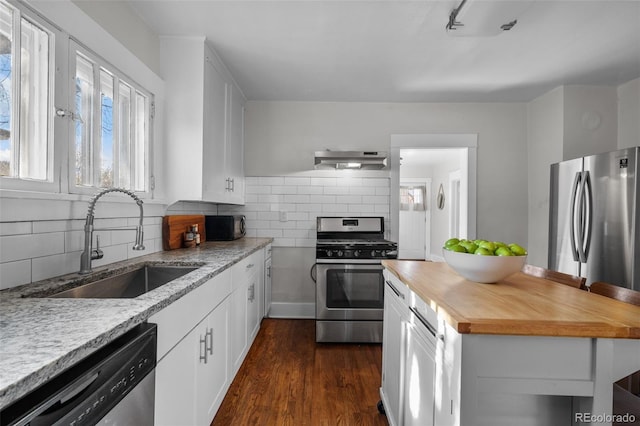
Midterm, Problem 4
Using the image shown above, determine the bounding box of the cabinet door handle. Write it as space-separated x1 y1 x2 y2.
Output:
246 263 254 270
206 328 214 355
385 280 404 300
248 283 255 302
225 178 231 191
230 178 235 192
267 266 271 278
199 334 208 364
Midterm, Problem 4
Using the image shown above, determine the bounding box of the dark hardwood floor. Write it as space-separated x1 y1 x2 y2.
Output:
211 319 388 426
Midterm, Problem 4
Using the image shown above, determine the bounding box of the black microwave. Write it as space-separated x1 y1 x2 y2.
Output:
205 215 246 241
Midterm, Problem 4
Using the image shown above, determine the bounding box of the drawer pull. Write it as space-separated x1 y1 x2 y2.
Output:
385 280 405 300
410 306 439 339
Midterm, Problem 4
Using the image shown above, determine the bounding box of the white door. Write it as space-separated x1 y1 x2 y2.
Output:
399 182 429 259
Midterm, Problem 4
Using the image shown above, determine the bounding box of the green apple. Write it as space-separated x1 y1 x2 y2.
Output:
444 238 460 248
459 241 478 253
447 244 467 253
494 241 508 248
495 246 514 256
508 243 527 256
479 241 497 253
474 247 493 256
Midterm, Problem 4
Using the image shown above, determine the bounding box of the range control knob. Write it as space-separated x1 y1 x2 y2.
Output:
326 250 333 257
337 250 344 257
354 250 360 257
371 250 377 257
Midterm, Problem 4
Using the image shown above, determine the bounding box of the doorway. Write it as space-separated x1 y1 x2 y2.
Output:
390 134 477 261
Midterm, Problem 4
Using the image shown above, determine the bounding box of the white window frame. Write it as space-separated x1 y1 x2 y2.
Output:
0 0 154 198
0 0 63 193
68 40 152 196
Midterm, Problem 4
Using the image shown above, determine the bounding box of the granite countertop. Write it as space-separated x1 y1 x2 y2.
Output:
0 238 273 410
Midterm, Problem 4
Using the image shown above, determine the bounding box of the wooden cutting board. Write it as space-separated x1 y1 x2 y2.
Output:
162 215 206 250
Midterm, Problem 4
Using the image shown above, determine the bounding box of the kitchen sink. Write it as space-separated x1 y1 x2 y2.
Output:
49 265 199 299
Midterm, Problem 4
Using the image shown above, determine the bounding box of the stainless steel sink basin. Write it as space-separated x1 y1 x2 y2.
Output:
50 265 199 299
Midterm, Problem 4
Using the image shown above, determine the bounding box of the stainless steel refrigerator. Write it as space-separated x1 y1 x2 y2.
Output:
549 146 639 290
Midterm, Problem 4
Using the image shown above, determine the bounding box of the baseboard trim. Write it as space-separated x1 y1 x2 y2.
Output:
268 302 315 319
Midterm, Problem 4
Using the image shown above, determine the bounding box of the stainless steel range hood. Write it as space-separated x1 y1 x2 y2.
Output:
314 150 388 170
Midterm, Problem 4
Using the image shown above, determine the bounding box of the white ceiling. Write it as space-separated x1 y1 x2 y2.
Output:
126 0 640 103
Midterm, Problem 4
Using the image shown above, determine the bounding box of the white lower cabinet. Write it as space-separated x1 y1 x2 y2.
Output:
230 250 263 375
152 250 266 426
380 272 409 426
402 312 437 426
154 298 229 426
381 270 445 426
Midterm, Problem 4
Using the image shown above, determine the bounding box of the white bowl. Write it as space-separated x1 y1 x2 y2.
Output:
443 249 526 283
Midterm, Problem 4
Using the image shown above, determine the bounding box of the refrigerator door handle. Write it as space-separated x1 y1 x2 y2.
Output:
581 171 593 261
569 171 582 262
575 171 591 263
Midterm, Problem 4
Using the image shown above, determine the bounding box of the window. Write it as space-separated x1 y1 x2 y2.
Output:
400 185 426 211
0 1 53 182
0 0 152 195
72 44 150 193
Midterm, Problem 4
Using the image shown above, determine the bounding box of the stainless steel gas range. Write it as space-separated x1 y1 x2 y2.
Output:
314 217 398 343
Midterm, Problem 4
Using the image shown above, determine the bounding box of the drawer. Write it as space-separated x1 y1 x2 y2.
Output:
233 251 262 286
149 268 232 360
383 269 410 302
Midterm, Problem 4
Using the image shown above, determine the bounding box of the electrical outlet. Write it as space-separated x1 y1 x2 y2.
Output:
279 211 288 222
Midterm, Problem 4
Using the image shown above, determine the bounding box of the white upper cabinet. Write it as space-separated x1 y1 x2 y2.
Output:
161 37 245 205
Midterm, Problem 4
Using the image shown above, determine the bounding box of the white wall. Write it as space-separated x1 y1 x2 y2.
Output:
71 0 161 75
562 85 618 160
617 78 640 148
526 87 564 267
245 101 529 245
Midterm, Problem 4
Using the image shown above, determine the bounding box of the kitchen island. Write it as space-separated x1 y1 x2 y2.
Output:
381 260 640 426
0 238 272 413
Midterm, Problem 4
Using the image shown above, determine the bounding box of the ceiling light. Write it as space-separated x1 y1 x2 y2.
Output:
446 0 530 36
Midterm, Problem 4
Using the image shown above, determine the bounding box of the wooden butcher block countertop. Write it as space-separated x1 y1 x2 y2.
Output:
382 260 640 339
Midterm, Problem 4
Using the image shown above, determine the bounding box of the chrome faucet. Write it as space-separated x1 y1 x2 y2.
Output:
80 188 145 274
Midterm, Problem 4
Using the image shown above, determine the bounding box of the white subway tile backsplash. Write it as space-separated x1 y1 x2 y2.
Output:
246 185 272 195
284 177 310 186
349 186 376 196
0 232 65 263
309 195 336 204
0 222 32 236
296 203 322 212
259 177 285 186
0 175 389 286
257 229 284 238
323 186 349 195
283 194 310 203
32 252 79 282
297 185 323 195
321 203 348 212
311 177 336 186
0 259 31 290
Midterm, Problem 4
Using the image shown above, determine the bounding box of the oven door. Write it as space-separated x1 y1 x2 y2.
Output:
316 261 384 321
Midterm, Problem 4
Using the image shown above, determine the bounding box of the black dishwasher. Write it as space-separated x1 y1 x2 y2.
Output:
0 323 156 426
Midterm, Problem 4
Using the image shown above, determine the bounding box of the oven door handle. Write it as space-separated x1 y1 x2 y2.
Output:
310 263 317 283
